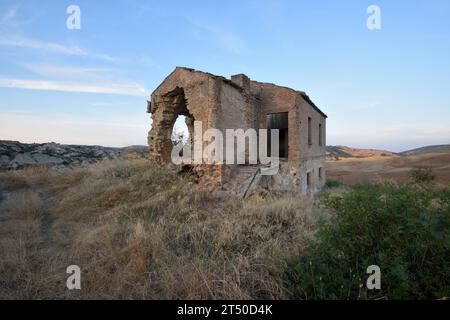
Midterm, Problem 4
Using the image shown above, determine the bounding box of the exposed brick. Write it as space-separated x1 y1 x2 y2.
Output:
147 67 327 195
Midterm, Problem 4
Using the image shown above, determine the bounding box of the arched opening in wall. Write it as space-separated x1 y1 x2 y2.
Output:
172 115 190 150
149 87 195 165
167 87 195 161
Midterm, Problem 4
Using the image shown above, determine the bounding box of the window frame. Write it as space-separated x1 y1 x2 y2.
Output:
308 117 312 146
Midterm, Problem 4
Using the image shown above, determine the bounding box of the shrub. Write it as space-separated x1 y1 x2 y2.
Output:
409 166 435 184
283 183 450 299
325 180 342 189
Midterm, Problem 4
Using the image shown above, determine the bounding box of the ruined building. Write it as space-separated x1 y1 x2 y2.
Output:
147 67 327 196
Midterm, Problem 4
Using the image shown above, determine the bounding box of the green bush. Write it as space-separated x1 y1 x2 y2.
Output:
283 183 450 299
410 167 435 184
325 179 342 188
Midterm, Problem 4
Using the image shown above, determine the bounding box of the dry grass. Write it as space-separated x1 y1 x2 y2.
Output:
326 152 450 186
0 159 328 299
0 189 49 299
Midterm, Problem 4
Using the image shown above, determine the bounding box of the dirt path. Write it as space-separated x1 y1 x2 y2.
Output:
34 187 55 249
0 185 56 252
0 191 11 222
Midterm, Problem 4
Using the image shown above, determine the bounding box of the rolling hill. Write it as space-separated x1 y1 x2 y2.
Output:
326 146 398 160
327 144 450 160
399 144 450 156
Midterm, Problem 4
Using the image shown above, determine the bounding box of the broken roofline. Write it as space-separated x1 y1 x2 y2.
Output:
148 66 328 118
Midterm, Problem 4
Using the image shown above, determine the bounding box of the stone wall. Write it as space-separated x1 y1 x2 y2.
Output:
297 93 327 194
147 67 327 195
249 80 327 195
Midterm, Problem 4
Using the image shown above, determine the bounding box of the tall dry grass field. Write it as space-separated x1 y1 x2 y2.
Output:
0 160 328 299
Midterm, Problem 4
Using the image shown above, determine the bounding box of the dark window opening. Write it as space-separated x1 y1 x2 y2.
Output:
307 172 311 188
319 167 323 180
319 123 322 146
308 117 312 146
267 112 288 158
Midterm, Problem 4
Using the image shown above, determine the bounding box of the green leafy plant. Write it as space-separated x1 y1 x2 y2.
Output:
409 166 435 184
325 179 342 189
283 183 450 300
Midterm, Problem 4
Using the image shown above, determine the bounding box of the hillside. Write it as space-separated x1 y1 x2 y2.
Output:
1 141 449 299
326 144 450 185
326 145 398 160
3 141 449 169
400 144 450 156
0 159 324 299
0 157 448 299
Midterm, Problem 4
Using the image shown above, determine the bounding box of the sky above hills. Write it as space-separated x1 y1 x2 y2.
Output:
0 0 449 152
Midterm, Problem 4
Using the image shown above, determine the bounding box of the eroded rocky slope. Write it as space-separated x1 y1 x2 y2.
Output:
0 140 147 170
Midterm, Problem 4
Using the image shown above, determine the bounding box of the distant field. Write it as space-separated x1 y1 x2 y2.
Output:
326 145 398 160
400 144 450 156
326 152 450 185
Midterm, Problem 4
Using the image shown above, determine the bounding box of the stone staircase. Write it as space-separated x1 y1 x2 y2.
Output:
227 165 262 198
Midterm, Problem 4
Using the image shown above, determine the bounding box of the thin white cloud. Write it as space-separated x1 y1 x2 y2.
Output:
0 4 38 28
23 64 110 79
0 36 117 62
186 17 247 54
0 78 150 96
0 113 148 147
0 36 86 55
367 101 383 108
0 6 113 60
327 122 450 151
1 6 18 23
349 100 384 110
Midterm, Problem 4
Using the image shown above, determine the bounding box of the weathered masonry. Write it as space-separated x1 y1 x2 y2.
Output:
147 67 327 195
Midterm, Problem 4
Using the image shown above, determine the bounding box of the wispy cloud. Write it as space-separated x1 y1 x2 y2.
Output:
0 35 117 62
0 62 150 96
351 100 384 110
23 63 110 79
186 17 247 54
1 6 18 23
0 4 37 27
0 78 149 96
0 113 148 147
328 122 450 151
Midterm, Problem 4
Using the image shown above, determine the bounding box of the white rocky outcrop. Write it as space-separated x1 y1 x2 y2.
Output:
0 141 146 170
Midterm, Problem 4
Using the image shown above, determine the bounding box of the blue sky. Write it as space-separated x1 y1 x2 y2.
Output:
0 0 449 151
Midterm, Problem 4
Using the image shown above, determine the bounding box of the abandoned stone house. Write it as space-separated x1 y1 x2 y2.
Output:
147 67 327 196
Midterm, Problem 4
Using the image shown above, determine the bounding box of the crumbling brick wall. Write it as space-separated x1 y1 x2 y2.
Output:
147 67 327 195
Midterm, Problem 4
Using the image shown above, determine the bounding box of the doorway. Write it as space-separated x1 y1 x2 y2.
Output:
266 112 288 158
